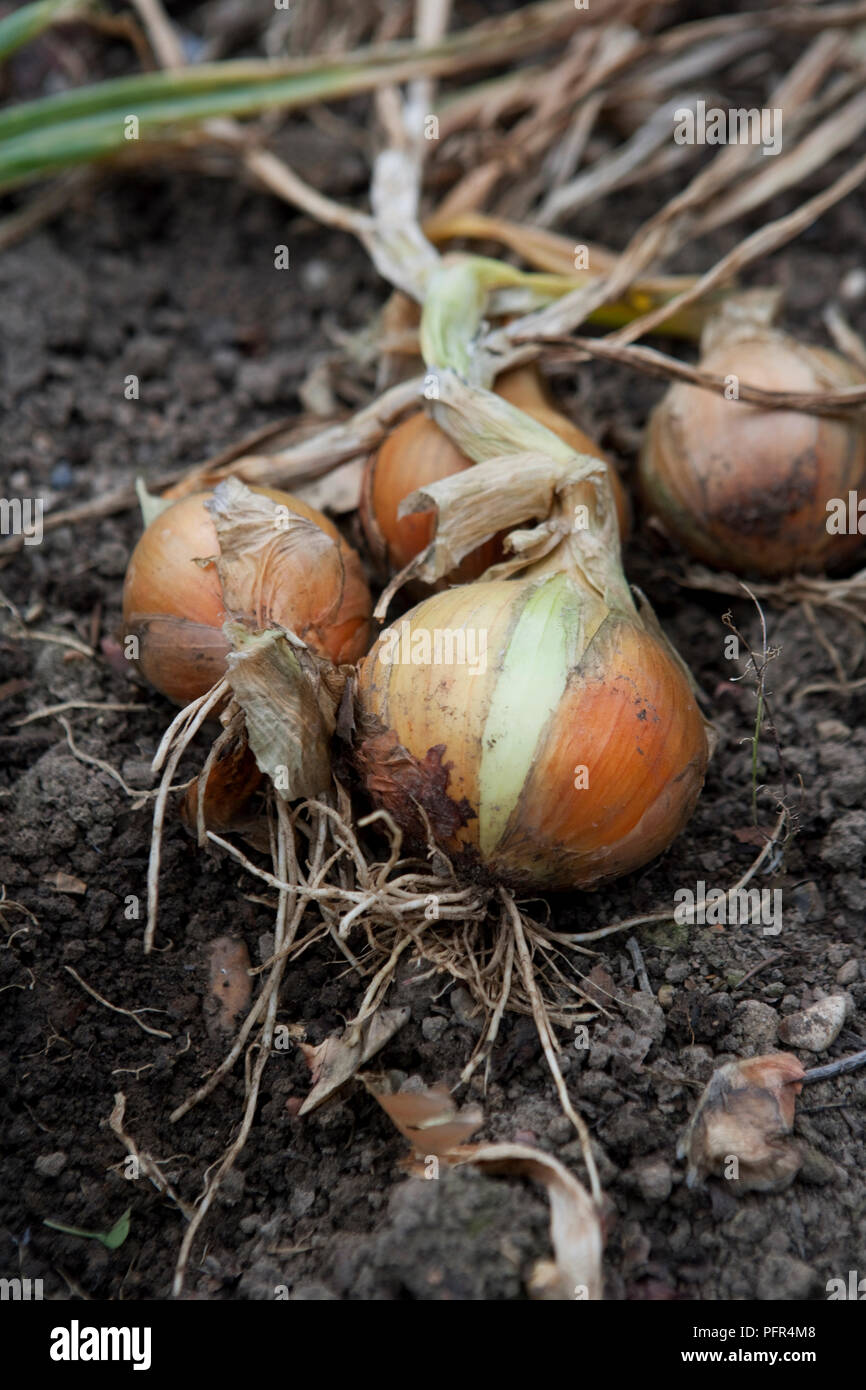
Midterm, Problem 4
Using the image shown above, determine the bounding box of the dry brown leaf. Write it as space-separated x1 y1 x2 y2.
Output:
463 1142 604 1301
677 1052 806 1194
360 1076 484 1157
205 936 252 1036
363 1076 603 1300
298 1006 410 1115
44 871 87 895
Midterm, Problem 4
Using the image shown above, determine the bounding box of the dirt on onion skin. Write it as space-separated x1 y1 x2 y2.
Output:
2 104 866 1300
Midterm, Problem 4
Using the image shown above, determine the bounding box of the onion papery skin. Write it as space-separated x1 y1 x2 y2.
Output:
361 367 630 589
123 486 373 704
355 574 708 890
639 336 866 577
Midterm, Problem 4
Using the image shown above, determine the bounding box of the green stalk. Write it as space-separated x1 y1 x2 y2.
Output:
0 61 443 189
0 0 92 63
0 0 586 190
420 255 578 382
419 258 636 615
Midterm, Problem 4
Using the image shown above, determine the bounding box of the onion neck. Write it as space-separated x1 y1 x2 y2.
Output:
417 254 638 623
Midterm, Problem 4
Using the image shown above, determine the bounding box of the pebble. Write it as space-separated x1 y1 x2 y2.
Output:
816 719 851 741
657 984 675 1009
836 960 860 986
791 880 823 922
840 267 866 301
289 1188 316 1219
127 334 171 377
820 812 866 871
547 1115 573 1145
665 961 692 983
35 1151 67 1177
633 1158 673 1203
778 994 848 1052
421 1015 448 1042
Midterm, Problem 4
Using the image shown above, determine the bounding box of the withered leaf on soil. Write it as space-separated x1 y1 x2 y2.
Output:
678 1051 806 1193
43 871 87 895
298 1006 410 1115
205 935 252 1037
465 1142 604 1301
360 1076 484 1157
363 1076 603 1301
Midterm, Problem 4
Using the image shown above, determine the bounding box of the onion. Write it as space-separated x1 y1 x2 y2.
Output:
355 382 709 891
123 482 373 704
639 313 866 577
361 364 629 588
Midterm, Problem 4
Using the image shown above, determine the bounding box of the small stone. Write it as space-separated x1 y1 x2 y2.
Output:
289 1188 316 1219
791 881 823 922
547 1114 573 1145
840 268 866 301
778 995 847 1052
665 961 691 984
421 1015 448 1042
35 1151 67 1177
816 719 851 741
633 1158 673 1203
836 960 860 986
657 984 675 1009
820 813 866 871
127 334 171 377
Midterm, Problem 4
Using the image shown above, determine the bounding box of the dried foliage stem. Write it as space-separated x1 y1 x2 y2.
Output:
504 890 602 1206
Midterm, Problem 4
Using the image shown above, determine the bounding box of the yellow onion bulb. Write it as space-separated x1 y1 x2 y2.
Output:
123 485 373 704
355 571 708 890
639 331 866 577
361 365 630 588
